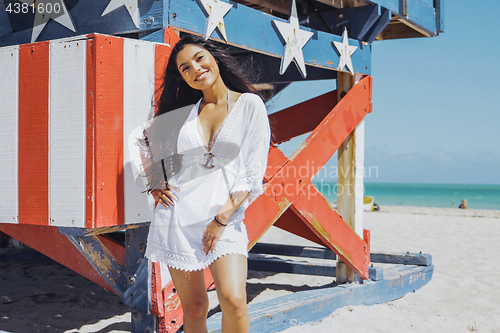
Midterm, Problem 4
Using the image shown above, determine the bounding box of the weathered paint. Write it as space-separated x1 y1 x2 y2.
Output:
65 234 126 296
0 223 112 291
207 262 434 332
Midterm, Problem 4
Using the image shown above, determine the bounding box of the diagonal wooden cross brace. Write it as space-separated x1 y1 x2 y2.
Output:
153 76 373 330
246 75 373 279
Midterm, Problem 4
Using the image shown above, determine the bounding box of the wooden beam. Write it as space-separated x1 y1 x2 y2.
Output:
0 223 113 292
268 90 338 145
207 263 434 332
371 252 433 266
250 243 337 260
248 254 337 276
336 72 365 283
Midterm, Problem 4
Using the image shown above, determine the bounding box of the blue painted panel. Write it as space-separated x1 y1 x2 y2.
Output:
168 0 371 75
367 0 400 14
407 0 436 33
0 0 163 47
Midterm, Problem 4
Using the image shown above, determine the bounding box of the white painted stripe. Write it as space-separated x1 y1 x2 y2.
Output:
48 40 86 227
0 46 19 224
123 39 156 224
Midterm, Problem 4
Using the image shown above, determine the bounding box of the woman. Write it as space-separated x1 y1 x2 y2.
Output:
143 34 271 332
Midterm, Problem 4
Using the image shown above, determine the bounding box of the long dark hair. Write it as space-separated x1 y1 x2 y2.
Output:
156 34 260 116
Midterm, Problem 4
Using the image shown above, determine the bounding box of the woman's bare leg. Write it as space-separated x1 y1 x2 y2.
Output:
209 254 249 333
168 267 209 333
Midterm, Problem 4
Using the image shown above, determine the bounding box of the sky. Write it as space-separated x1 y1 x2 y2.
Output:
267 0 500 185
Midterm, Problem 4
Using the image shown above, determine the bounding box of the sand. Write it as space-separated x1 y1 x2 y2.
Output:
1 206 499 332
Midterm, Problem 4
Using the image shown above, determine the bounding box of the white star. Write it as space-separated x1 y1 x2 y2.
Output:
20 0 76 43
272 0 313 78
197 0 233 41
332 28 357 76
102 0 140 29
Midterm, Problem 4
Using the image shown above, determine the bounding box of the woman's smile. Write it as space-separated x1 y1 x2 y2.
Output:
195 70 209 81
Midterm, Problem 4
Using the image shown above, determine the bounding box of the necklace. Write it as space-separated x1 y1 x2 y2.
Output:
202 89 230 169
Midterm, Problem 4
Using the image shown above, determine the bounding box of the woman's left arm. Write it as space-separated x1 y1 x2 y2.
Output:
202 190 249 254
202 95 271 254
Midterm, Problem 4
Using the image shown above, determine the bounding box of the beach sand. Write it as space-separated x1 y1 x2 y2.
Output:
1 206 499 332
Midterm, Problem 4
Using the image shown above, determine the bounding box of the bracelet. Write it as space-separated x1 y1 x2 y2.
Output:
214 215 227 227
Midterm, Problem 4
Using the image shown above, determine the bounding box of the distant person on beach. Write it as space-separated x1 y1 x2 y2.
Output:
459 199 467 209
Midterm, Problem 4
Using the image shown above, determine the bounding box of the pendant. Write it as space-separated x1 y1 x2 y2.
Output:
202 152 215 169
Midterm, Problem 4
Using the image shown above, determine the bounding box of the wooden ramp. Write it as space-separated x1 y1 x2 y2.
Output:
207 246 434 332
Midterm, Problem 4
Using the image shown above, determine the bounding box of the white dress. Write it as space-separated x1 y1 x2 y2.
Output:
145 93 271 272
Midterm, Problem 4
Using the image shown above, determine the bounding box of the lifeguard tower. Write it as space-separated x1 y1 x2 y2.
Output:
0 0 442 331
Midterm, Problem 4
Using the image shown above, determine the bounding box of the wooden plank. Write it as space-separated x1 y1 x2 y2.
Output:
273 206 326 246
268 90 338 145
168 0 372 75
86 36 96 229
207 263 434 332
48 38 87 228
336 72 365 283
0 45 19 224
291 184 369 279
123 38 156 225
370 252 432 266
58 222 150 237
18 42 50 226
0 223 113 292
250 243 337 260
64 233 127 296
93 34 125 227
248 255 337 276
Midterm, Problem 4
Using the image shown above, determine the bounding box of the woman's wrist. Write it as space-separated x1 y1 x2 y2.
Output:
214 215 228 227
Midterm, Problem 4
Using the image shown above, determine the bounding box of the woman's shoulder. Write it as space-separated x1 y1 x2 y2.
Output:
238 92 266 114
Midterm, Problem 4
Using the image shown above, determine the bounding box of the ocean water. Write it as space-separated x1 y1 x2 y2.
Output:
312 182 500 210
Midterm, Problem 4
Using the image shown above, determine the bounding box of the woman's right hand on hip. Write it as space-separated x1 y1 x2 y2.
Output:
151 186 180 208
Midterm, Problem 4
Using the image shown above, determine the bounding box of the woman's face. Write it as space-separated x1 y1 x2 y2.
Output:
176 44 220 91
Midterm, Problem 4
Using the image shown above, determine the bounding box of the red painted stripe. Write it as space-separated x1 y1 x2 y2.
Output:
86 37 96 228
93 35 124 227
18 42 50 225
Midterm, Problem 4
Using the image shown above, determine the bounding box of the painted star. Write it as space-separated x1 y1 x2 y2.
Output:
272 0 313 78
20 0 76 43
197 0 233 41
332 28 358 76
102 0 140 29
